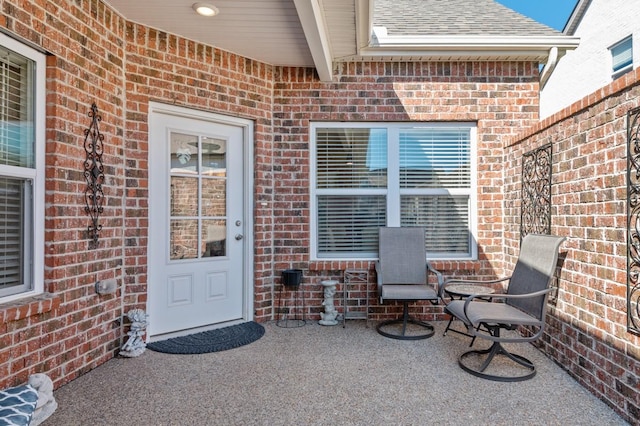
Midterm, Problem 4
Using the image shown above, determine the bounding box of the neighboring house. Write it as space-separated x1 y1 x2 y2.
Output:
540 0 640 118
9 2 640 424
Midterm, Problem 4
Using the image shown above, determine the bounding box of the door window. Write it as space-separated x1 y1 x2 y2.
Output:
169 132 227 260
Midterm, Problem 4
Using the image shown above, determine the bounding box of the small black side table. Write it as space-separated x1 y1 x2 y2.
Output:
276 270 306 328
443 284 496 345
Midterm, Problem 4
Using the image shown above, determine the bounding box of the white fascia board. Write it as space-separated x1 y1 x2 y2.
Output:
367 26 580 59
293 0 333 81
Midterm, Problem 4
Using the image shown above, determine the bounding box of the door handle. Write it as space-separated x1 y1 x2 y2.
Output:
235 234 244 240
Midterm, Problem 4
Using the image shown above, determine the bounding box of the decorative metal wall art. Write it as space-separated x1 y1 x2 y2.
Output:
626 106 640 335
83 103 105 248
520 143 552 240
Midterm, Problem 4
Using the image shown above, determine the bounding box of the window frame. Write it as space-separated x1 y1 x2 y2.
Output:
610 35 633 79
310 122 478 261
0 33 45 302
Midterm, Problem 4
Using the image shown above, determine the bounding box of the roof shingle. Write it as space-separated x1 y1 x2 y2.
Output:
374 0 563 37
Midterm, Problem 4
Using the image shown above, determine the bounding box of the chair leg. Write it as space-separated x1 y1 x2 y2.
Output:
443 313 477 347
376 302 435 340
457 326 536 382
443 316 454 336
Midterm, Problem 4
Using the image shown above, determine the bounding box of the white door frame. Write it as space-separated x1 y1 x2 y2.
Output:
146 102 254 336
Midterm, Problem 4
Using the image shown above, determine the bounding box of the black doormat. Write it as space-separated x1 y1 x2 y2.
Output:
147 321 265 355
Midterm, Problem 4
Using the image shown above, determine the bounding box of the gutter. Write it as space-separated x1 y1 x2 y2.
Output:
358 27 580 78
539 47 558 89
369 27 580 55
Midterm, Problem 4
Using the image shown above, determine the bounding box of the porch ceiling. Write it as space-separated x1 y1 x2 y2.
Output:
103 0 356 73
103 0 579 82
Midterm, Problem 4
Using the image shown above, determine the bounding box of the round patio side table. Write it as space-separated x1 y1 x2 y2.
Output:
443 284 496 346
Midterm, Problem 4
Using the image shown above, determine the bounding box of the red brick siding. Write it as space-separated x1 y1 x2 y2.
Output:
273 61 540 321
504 67 640 423
0 0 126 388
121 21 275 321
0 0 633 420
0 0 278 388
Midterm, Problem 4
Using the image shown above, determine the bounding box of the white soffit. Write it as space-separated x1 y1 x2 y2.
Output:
103 0 315 67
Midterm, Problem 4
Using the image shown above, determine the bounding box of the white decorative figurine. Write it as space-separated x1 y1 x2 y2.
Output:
28 373 57 426
120 308 149 357
319 280 339 326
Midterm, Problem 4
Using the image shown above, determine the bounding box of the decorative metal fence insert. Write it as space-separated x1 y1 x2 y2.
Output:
521 143 552 240
627 106 640 335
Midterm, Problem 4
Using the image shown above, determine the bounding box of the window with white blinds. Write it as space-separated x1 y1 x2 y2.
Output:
0 36 44 300
610 36 633 76
312 123 476 259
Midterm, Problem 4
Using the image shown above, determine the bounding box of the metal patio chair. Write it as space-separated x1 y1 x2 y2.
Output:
443 233 565 381
375 227 443 340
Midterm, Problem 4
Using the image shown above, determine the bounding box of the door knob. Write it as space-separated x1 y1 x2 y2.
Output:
235 234 244 240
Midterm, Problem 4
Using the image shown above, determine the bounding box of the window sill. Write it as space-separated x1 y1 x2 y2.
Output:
0 293 60 325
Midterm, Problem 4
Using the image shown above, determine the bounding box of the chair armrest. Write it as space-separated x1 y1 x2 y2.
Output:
444 276 510 286
441 276 510 299
462 287 553 317
427 262 444 295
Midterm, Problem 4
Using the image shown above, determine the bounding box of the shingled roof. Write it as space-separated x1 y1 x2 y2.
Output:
374 0 563 37
350 0 579 70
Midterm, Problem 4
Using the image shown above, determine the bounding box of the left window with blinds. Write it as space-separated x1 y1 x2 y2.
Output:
0 35 45 301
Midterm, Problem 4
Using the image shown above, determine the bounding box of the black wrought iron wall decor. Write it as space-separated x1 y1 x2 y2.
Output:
626 106 640 335
520 143 552 240
83 102 105 248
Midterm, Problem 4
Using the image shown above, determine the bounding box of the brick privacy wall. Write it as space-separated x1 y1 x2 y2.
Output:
0 0 127 389
504 68 640 423
273 62 541 322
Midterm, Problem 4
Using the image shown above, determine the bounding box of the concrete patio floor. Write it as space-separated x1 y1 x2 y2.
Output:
46 320 629 425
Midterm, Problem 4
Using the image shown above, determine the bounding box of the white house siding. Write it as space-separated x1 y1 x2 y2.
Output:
540 0 640 118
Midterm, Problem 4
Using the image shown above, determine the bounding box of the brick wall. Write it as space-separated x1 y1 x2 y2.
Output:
505 67 640 423
0 0 562 399
0 0 126 389
273 62 541 321
0 0 275 389
121 21 276 321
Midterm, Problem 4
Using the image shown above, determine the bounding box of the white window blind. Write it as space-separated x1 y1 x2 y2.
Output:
317 195 386 256
399 128 471 188
313 123 476 259
611 36 633 75
400 195 470 255
0 178 23 288
315 128 387 257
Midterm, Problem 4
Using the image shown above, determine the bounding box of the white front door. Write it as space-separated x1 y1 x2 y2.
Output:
147 103 253 337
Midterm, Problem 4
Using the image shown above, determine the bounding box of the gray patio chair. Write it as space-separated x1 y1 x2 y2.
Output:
443 233 565 381
375 227 443 340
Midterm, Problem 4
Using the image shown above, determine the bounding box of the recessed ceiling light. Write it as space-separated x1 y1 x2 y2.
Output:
192 3 219 17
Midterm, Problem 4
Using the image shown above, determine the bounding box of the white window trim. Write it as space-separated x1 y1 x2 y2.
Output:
310 121 478 261
610 35 633 79
0 33 45 302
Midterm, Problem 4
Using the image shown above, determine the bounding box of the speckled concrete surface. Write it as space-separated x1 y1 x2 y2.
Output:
46 321 629 426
